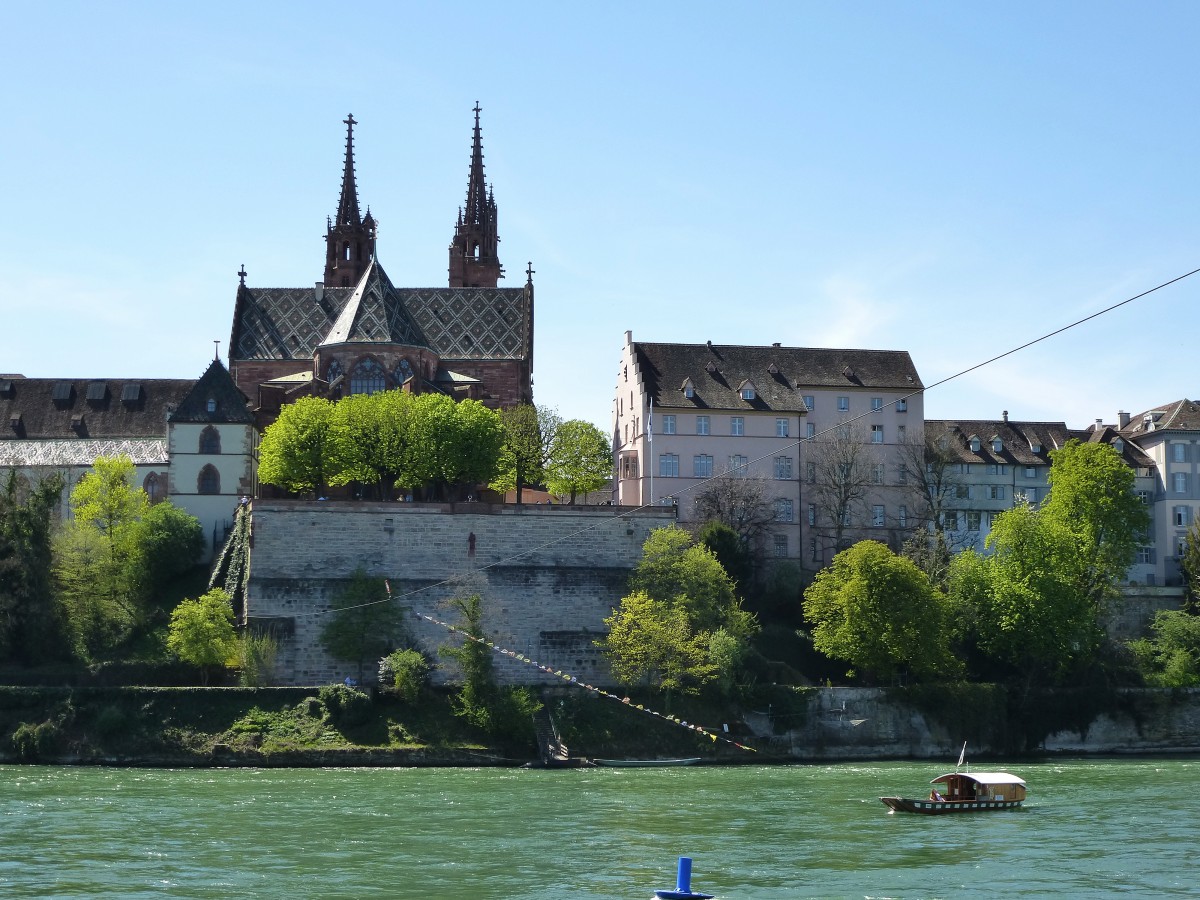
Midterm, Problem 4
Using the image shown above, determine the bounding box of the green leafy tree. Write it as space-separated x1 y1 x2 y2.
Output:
257 396 337 497
0 470 68 664
167 588 238 684
1129 609 1200 687
491 404 560 503
328 390 418 499
802 540 959 683
601 525 757 697
137 501 204 603
320 568 406 683
439 593 498 730
698 520 753 599
545 419 611 503
434 398 505 497
1179 518 1200 613
53 456 151 658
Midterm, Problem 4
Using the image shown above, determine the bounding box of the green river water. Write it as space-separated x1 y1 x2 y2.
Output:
1 759 1196 898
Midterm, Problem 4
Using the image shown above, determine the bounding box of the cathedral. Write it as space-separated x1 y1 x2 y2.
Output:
0 107 536 558
228 107 535 426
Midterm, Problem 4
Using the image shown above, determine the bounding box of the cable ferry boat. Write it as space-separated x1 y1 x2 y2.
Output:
881 770 1027 815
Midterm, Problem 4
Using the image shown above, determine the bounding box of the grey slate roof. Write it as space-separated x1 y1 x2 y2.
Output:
230 261 531 363
1 377 197 441
1122 399 1200 437
925 420 1074 466
0 438 168 468
169 360 255 424
1072 424 1156 469
633 342 923 413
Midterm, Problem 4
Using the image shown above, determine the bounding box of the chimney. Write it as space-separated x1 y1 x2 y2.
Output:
1094 418 1103 430
772 342 781 348
315 282 324 302
1118 410 1130 429
1002 410 1008 422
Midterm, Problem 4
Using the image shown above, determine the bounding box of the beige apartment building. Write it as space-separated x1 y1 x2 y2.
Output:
613 331 925 568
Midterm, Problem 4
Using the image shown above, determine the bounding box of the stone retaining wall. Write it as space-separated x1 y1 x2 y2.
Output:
245 501 676 687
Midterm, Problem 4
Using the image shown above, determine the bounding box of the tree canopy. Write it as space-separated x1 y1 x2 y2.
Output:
803 540 959 683
491 404 560 503
258 396 338 497
544 419 610 503
320 568 406 683
167 588 238 682
0 471 67 664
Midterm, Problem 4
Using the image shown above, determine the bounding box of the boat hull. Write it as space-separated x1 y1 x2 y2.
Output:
881 796 1024 814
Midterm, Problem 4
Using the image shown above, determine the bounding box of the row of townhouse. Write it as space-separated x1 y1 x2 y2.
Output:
612 331 1199 587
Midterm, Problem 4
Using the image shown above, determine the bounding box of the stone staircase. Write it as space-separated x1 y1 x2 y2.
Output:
533 706 569 765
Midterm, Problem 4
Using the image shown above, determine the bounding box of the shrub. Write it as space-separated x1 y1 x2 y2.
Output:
378 650 429 703
12 719 62 762
93 704 130 741
317 684 372 727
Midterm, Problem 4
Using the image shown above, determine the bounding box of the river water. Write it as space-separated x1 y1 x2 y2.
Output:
1 759 1195 898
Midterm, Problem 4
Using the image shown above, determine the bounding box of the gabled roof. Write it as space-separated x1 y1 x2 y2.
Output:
926 420 1072 466
1122 398 1200 437
0 377 197 441
170 360 255 424
632 342 922 413
1073 424 1155 469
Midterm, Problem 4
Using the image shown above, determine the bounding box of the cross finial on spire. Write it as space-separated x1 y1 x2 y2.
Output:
237 264 247 285
336 113 362 228
213 340 220 361
526 261 535 282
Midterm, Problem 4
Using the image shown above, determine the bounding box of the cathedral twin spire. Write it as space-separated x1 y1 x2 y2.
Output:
322 107 503 290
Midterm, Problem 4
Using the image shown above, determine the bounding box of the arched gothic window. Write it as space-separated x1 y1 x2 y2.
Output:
392 359 414 385
198 465 220 495
350 358 387 395
144 472 163 504
199 425 221 455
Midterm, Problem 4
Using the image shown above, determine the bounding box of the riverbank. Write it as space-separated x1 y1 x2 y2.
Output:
4 684 1200 767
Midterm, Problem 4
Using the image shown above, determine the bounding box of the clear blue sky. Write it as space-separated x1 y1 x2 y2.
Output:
4 1 1198 432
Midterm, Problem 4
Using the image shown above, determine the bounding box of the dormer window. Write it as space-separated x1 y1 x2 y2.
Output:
969 436 981 452
739 381 757 401
206 398 217 414
1114 438 1124 454
767 363 779 375
705 361 717 374
681 378 695 399
992 437 1003 453
1031 442 1042 454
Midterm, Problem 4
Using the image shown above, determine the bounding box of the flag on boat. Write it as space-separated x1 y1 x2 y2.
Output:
957 741 967 768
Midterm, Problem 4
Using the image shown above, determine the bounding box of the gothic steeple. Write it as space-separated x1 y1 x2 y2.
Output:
325 114 376 287
448 103 502 288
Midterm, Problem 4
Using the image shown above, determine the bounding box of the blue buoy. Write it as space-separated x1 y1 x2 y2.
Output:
654 856 714 899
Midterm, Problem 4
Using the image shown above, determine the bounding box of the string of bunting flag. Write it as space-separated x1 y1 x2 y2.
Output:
406 603 756 753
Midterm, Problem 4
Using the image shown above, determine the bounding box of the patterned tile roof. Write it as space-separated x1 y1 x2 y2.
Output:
0 438 168 468
633 342 923 413
230 261 531 363
319 260 429 348
169 360 255 424
1 377 196 441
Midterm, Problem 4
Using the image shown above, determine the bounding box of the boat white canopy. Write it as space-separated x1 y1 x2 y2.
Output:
932 772 1026 786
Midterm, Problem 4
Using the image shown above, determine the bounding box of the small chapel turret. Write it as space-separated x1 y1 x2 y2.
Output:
448 103 503 288
324 114 376 287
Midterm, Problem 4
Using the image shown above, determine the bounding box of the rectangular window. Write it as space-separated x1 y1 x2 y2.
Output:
661 414 676 435
807 462 816 484
729 455 748 476
659 454 679 478
730 416 744 436
806 422 816 439
1179 538 1190 557
693 454 713 478
837 396 850 411
774 534 788 558
898 465 908 484
810 537 819 561
776 417 789 437
1174 472 1189 494
967 511 982 531
1173 443 1187 463
986 464 1008 475
872 505 885 527
807 503 816 526
944 511 959 530
803 395 815 411
898 505 907 528
871 425 884 444
1136 490 1151 505
896 398 907 412
836 424 851 440
1175 506 1191 527
955 484 970 500
740 387 756 401
774 456 793 479
987 485 1005 500
841 508 852 527
897 424 906 442
1136 547 1155 565
1025 488 1038 504
1025 466 1037 478
774 499 794 522
872 464 885 485
696 415 710 435
871 397 883 411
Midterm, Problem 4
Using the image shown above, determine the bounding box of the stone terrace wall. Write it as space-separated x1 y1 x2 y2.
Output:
245 501 676 687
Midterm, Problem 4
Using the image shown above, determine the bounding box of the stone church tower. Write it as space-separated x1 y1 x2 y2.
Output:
448 102 502 288
323 114 377 288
